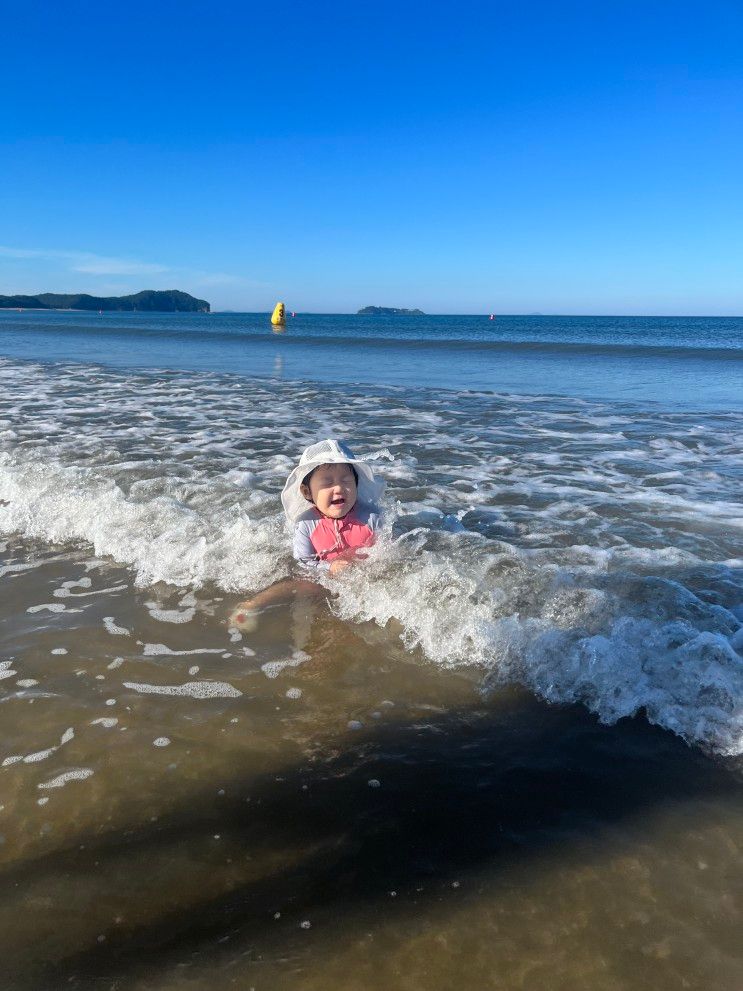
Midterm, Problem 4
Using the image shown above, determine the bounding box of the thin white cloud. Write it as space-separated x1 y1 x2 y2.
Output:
72 258 170 276
0 244 268 299
190 271 250 287
0 245 170 276
0 246 47 260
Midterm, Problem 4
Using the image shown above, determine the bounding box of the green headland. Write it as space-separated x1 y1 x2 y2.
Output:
0 290 210 312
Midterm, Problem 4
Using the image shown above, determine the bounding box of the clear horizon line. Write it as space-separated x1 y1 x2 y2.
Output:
211 310 743 319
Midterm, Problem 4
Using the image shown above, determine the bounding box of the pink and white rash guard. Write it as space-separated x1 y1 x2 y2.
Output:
293 504 381 568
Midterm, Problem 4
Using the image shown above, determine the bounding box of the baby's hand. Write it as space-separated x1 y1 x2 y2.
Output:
229 605 260 631
329 558 352 576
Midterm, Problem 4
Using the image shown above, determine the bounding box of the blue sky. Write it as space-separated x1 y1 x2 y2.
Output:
2 0 742 314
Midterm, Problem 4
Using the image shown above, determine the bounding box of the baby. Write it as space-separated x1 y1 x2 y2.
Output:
230 439 384 628
283 438 383 573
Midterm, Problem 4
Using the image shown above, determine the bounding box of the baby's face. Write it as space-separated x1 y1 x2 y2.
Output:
302 463 357 519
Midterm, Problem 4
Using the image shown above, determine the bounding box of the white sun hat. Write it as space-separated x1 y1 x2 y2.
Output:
281 438 386 524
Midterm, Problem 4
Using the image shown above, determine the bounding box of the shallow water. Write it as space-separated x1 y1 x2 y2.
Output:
1 318 742 988
1 538 742 990
1 532 741 990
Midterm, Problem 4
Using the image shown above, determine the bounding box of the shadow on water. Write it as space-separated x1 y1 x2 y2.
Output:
3 689 741 990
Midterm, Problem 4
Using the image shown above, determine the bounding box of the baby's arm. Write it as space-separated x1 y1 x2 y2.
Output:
293 520 316 563
293 520 331 571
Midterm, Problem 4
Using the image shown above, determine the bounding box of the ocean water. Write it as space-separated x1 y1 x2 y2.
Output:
0 309 741 406
1 311 742 990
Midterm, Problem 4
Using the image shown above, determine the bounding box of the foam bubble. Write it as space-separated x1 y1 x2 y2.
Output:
103 617 130 636
261 651 310 680
61 578 92 589
55 582 127 599
4 725 75 766
142 643 224 656
123 681 242 699
0 562 35 577
23 748 57 764
38 768 94 789
144 603 196 624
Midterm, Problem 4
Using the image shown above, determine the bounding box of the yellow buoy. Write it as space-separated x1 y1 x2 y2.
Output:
271 301 286 327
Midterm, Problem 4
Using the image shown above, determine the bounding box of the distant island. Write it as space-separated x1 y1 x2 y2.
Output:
358 306 425 316
0 290 210 313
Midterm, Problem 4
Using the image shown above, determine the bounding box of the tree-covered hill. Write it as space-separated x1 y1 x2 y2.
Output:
358 306 425 315
0 290 210 312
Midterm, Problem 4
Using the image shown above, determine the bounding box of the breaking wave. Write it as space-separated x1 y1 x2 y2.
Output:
1 358 741 753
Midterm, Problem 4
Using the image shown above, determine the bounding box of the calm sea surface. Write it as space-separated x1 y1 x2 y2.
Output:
1 311 741 990
0 310 741 406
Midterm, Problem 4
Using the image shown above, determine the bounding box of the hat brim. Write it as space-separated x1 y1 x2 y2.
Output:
281 455 384 524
